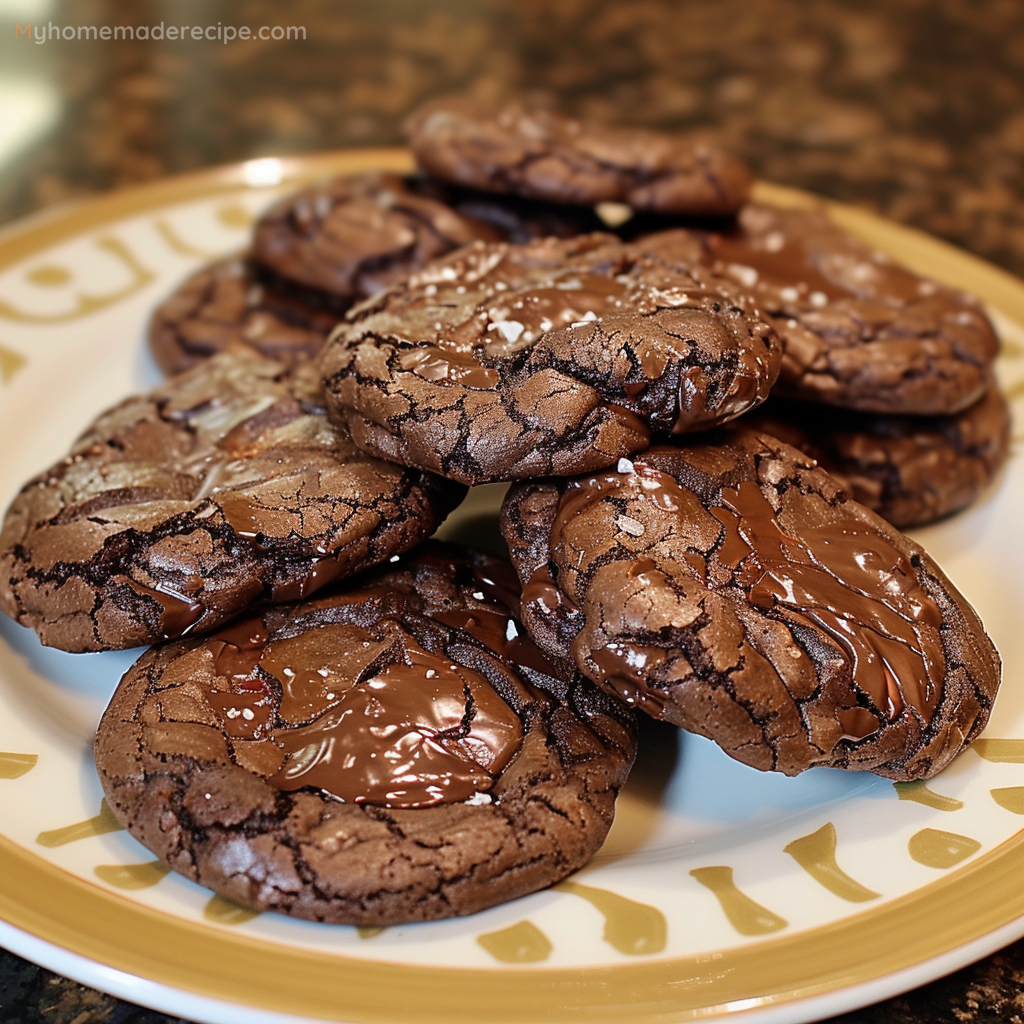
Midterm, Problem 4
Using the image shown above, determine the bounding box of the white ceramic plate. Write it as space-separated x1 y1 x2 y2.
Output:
1 152 1024 1024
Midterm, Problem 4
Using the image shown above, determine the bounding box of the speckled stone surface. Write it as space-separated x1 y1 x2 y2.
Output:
1 0 1023 1020
1 0 1023 277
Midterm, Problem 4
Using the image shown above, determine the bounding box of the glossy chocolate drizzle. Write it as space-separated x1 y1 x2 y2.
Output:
124 578 204 639
202 615 524 808
541 459 946 737
710 479 944 729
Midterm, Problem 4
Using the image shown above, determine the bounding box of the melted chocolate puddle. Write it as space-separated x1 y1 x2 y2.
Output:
203 619 524 808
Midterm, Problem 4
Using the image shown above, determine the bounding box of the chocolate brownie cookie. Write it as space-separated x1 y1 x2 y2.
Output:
405 99 752 216
500 432 1001 780
94 544 637 925
320 233 782 485
745 384 1011 528
0 354 464 652
251 172 506 308
638 205 1000 414
148 255 339 376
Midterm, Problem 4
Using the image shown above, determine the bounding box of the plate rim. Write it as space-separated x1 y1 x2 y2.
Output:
1 150 1024 1024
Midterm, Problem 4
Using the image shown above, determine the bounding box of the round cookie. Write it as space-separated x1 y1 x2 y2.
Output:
94 544 637 925
148 255 339 376
744 385 1011 528
320 233 783 485
404 98 752 216
500 432 1001 780
0 354 464 652
251 171 505 307
638 205 1000 414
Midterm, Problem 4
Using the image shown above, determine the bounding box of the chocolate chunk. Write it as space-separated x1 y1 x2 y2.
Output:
0 354 464 651
500 431 1001 780
320 233 782 485
405 98 752 216
148 255 339 376
744 384 1011 527
94 543 637 925
637 205 1000 414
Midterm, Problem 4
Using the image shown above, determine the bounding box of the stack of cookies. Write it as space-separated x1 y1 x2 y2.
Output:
0 99 1006 926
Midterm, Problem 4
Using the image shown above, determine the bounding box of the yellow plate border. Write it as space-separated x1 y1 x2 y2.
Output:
1 152 1024 1022
3 825 1024 1023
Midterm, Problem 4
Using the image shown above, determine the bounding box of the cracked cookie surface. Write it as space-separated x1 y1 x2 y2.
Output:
0 353 464 652
405 99 753 216
500 431 1000 780
148 255 340 376
93 543 637 925
638 205 1000 414
252 171 604 311
744 384 1011 528
251 172 495 307
320 233 782 485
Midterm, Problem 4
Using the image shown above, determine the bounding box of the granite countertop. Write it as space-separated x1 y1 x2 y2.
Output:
0 0 1023 1021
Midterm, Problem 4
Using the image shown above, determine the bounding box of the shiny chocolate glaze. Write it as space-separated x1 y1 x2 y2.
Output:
201 614 524 808
174 544 624 809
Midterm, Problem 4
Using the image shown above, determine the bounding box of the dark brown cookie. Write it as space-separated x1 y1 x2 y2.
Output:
251 172 506 307
500 432 1001 780
0 354 464 652
320 233 782 485
94 543 637 925
148 255 339 376
638 205 1000 414
405 99 753 216
427 180 606 243
744 385 1011 528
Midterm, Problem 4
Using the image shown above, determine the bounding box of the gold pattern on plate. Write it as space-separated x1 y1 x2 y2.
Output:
26 265 71 286
689 866 788 936
0 344 27 385
990 787 1024 814
1001 338 1024 358
973 738 1024 762
0 752 37 779
203 895 261 925
1005 380 1024 402
908 828 982 869
154 218 214 257
94 861 170 890
217 203 253 229
36 799 125 847
0 749 37 778
894 780 964 811
783 823 880 902
0 237 154 323
477 921 553 963
357 927 385 940
0 149 413 279
556 881 667 955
